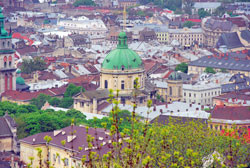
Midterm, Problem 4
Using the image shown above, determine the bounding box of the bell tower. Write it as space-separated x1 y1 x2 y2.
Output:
0 7 16 95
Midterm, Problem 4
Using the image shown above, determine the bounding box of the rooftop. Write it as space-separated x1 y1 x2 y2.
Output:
189 52 250 72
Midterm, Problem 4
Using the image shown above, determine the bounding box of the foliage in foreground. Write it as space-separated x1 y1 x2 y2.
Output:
27 79 250 168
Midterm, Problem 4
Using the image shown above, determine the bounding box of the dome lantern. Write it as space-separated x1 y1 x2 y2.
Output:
117 32 128 49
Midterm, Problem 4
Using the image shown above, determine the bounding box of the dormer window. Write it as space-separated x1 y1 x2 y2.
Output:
121 65 125 71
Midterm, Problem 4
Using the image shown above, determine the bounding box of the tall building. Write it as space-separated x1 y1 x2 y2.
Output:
0 8 16 95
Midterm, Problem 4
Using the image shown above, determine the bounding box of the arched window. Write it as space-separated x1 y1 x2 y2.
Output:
133 80 137 88
105 80 108 89
7 41 10 47
8 56 12 67
121 80 125 90
121 65 124 71
2 41 5 48
4 56 7 68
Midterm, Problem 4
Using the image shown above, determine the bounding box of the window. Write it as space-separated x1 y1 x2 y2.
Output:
4 62 6 68
58 155 60 164
53 154 56 162
184 92 186 96
121 97 125 104
189 93 191 97
9 61 11 67
2 41 5 47
64 158 69 166
105 80 108 89
8 41 10 47
121 65 125 71
201 93 203 98
80 102 84 107
140 98 143 104
121 80 125 90
133 80 137 88
194 93 196 98
169 87 172 96
210 124 213 129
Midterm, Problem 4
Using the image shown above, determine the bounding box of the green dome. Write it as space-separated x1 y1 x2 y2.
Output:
102 32 143 70
168 72 182 80
16 69 21 74
16 76 25 85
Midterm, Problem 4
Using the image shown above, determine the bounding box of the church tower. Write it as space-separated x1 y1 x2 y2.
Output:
0 8 16 94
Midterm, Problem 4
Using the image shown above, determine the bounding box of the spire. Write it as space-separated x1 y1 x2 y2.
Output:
123 6 126 31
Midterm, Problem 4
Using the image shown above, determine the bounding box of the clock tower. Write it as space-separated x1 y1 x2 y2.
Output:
0 8 16 94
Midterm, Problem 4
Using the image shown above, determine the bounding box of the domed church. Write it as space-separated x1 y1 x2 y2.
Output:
74 32 152 114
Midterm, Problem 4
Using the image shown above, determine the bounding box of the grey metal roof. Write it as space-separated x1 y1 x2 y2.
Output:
204 18 234 31
216 32 244 49
189 53 250 72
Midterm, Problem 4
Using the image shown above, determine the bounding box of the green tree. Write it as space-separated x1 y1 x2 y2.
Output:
175 62 188 73
48 97 61 107
183 0 193 15
198 8 211 18
73 0 95 7
64 84 84 98
30 94 51 109
183 21 195 28
21 57 46 74
59 97 74 108
220 68 228 73
204 67 216 74
214 6 226 17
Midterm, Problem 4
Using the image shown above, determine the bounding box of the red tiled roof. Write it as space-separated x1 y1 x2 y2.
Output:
186 19 201 23
143 59 157 72
12 32 34 46
16 46 37 55
163 70 174 79
214 89 250 101
211 106 250 121
2 86 67 102
69 75 96 85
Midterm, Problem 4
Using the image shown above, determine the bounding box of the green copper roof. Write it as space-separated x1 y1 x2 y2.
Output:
168 72 182 80
16 69 21 74
16 76 25 85
0 7 11 39
102 32 143 70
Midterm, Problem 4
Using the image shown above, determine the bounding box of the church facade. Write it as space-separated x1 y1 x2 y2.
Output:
74 32 150 114
0 9 16 95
